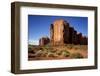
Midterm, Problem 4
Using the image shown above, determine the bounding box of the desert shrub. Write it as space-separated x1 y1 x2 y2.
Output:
39 47 43 50
61 50 70 57
40 52 47 57
74 46 79 50
48 54 55 57
50 50 56 53
66 44 74 49
28 48 35 54
41 47 47 51
47 53 56 57
56 51 62 55
71 53 83 58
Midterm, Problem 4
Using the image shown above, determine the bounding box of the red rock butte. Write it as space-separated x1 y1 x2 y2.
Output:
39 19 88 46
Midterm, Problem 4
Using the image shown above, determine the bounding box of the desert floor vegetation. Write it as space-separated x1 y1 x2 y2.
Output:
28 44 88 60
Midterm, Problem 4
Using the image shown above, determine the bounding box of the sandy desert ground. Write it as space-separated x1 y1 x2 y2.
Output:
28 44 88 60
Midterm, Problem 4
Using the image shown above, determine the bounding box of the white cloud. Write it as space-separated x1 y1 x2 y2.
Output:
28 40 39 45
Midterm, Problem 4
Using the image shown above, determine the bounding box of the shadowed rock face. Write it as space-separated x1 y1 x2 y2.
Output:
50 19 88 45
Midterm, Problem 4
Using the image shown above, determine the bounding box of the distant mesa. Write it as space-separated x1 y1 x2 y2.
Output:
39 19 88 46
39 36 50 46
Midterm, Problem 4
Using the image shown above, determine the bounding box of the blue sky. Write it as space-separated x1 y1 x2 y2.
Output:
28 15 88 45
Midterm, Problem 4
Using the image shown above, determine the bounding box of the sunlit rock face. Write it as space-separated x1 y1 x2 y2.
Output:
50 19 70 45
